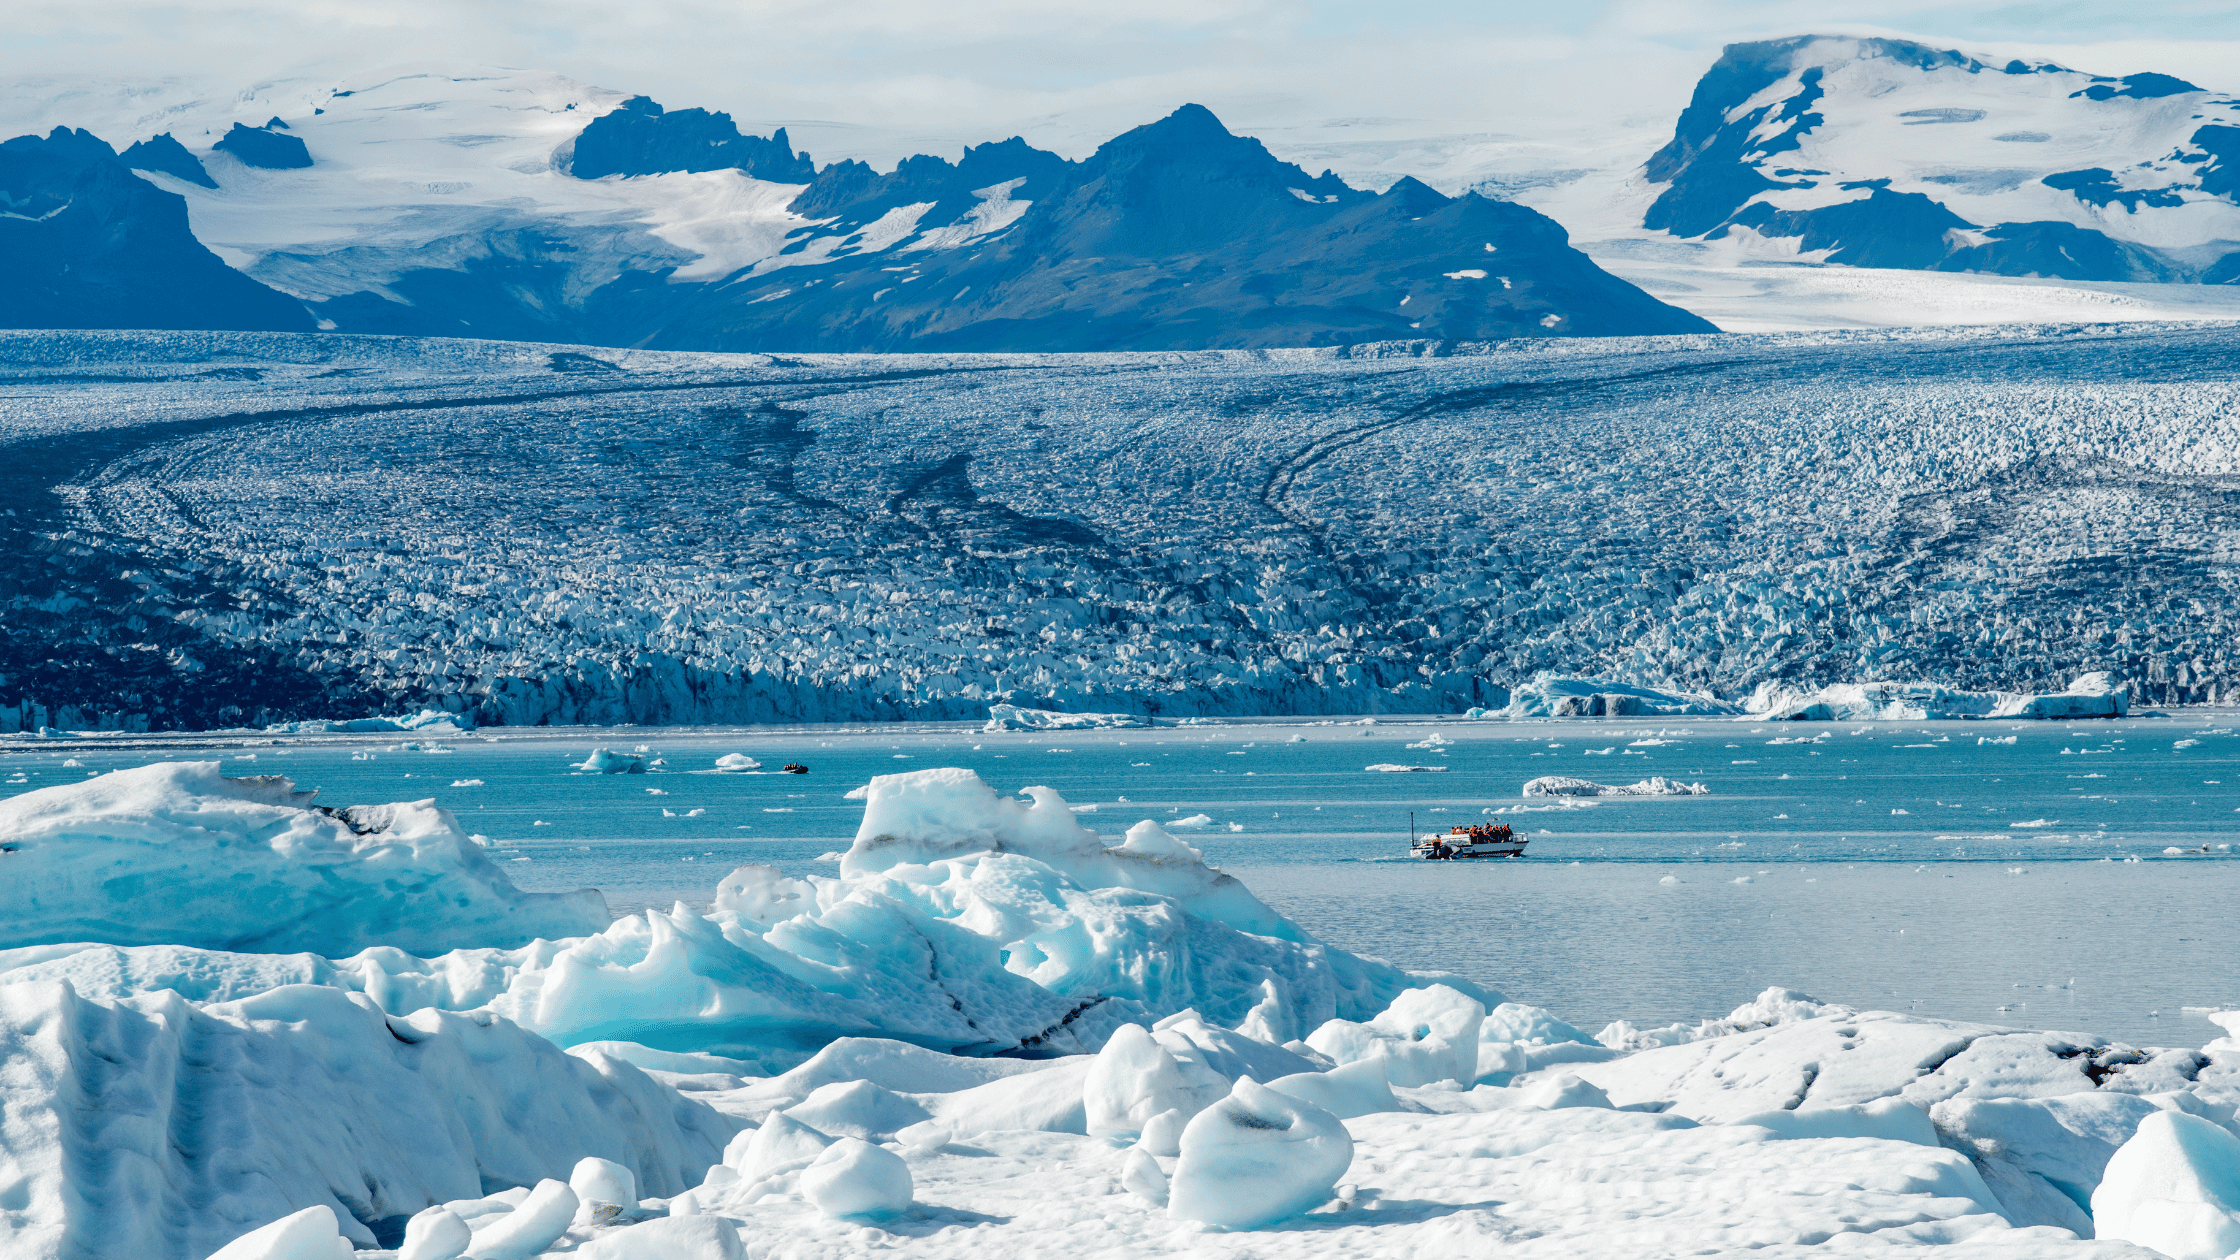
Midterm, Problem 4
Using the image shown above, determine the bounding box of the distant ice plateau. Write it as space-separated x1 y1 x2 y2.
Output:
2 322 2236 733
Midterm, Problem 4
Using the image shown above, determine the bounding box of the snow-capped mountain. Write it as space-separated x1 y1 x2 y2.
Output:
1644 36 2240 282
0 127 312 331
0 68 1711 347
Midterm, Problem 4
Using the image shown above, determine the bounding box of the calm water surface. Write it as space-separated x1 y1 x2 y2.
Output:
8 713 2236 1047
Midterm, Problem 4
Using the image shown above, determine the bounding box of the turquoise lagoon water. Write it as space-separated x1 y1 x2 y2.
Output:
8 714 2238 1048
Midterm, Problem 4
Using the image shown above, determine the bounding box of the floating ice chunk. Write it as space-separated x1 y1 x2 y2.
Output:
799 1138 913 1221
1521 1072 1613 1109
1121 1145 1170 1205
1085 1022 1229 1139
568 1156 637 1215
2010 818 2059 828
1523 775 1707 797
1265 1056 1400 1118
206 1206 353 1260
574 1216 747 1260
462 1178 577 1259
2093 1110 2240 1260
983 704 1146 731
1732 1096 1937 1145
784 1079 931 1140
1363 763 1446 773
1167 812 1214 827
1168 1078 1353 1229
1482 1002 1600 1047
713 753 761 772
740 1112 835 1180
1306 984 1483 1087
0 762 608 955
398 1206 472 1260
575 748 649 773
1138 1106 1187 1156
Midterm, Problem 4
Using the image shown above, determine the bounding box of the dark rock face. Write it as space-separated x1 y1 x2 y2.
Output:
1644 36 2238 283
569 95 814 182
2071 73 2201 101
118 133 217 188
0 128 313 332
214 122 311 170
329 104 1713 348
787 136 1072 234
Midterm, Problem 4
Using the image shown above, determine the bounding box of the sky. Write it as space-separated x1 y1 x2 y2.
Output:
13 1 2240 167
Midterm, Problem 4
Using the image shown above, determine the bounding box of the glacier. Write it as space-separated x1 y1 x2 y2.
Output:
4 322 2239 734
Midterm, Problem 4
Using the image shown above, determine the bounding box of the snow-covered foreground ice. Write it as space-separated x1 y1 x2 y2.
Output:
12 759 2240 1257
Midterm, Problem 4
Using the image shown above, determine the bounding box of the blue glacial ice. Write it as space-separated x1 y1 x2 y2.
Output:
1 761 609 955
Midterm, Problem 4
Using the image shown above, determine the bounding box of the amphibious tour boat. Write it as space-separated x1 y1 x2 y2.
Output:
1409 820 1528 860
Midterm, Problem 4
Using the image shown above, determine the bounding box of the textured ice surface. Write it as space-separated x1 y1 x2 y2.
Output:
2091 1110 2240 1259
0 765 1466 1060
0 761 608 955
5 325 2239 734
0 980 736 1258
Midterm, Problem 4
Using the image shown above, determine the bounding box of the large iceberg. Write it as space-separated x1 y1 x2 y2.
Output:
2 766 1477 1062
1502 675 1746 719
0 763 609 956
265 707 475 734
982 704 1148 732
1750 673 2130 721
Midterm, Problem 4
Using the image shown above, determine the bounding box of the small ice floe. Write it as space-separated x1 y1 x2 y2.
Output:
1523 775 1708 798
1404 733 1450 750
1069 803 1098 813
573 748 648 774
1365 764 1447 773
1732 759 1758 765
532 820 550 827
1659 875 1679 885
450 779 484 787
1584 747 1614 755
645 788 668 795
1227 823 1245 832
1891 809 1909 816
2176 739 2202 749
2010 819 2059 828
1168 814 1214 828
764 807 794 813
714 753 762 772
1287 734 1306 743
1979 735 2017 745
1732 876 1754 885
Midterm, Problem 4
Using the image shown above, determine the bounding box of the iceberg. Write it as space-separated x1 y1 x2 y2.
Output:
0 762 609 956
1750 673 2130 721
1504 675 1745 719
266 707 474 734
2 766 1480 1063
1521 775 1708 798
0 980 735 1257
574 748 652 773
982 704 1147 731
